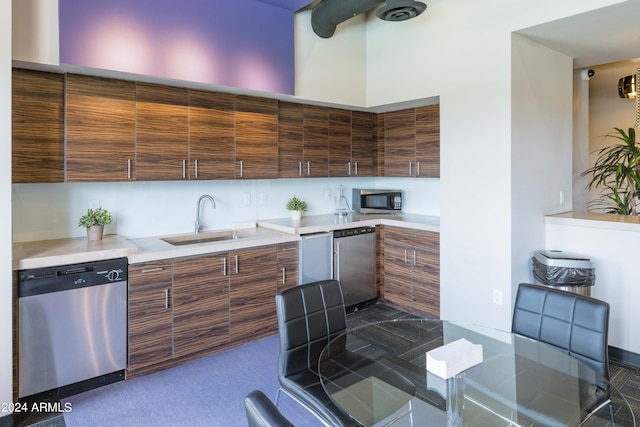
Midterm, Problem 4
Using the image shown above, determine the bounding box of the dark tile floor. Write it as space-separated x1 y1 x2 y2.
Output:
5 302 640 426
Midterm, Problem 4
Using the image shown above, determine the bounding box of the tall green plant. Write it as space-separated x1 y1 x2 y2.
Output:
581 127 640 215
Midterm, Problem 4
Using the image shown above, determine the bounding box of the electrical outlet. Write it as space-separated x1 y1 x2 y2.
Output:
492 289 503 305
260 193 268 205
324 189 331 201
89 200 100 209
559 190 565 205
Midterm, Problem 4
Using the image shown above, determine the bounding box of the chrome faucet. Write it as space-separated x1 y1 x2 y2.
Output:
195 195 216 234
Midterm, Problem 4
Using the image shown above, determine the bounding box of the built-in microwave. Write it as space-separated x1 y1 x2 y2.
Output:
352 189 402 214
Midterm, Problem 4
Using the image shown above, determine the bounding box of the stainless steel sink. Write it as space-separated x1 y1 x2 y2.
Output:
161 230 250 246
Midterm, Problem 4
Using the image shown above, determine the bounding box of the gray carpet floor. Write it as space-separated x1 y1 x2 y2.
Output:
9 303 640 426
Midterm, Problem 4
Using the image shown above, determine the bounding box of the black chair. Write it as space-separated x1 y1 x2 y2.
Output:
274 280 360 427
245 389 294 427
275 280 416 427
511 283 614 423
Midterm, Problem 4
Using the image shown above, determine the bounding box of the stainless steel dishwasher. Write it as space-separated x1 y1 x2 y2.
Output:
18 257 127 399
333 226 376 308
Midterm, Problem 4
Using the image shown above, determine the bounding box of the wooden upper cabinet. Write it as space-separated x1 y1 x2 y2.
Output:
351 111 374 177
12 69 64 183
384 108 416 177
235 95 278 179
278 101 304 178
328 108 352 177
303 105 329 178
189 90 236 180
135 83 189 181
415 104 440 178
66 74 136 182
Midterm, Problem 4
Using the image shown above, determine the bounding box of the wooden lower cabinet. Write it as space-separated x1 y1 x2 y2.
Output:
229 246 278 342
383 227 440 318
277 242 299 291
173 253 230 358
128 261 174 372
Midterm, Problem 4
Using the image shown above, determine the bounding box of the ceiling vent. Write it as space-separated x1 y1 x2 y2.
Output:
311 0 426 38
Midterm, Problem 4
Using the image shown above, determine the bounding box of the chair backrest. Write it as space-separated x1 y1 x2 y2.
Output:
275 280 347 379
512 283 610 380
244 390 294 427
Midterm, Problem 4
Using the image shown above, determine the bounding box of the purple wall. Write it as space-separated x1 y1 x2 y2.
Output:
59 0 297 94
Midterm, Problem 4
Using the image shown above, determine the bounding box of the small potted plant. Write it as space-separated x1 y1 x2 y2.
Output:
285 196 308 220
78 207 113 241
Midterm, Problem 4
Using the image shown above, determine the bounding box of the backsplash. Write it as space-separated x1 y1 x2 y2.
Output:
12 177 440 242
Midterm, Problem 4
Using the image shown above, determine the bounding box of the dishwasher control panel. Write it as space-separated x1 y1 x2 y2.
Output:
333 226 375 238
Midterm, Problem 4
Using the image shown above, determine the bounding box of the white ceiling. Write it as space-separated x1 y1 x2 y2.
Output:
516 1 640 69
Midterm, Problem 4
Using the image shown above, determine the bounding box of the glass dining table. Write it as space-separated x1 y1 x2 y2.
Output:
318 319 636 427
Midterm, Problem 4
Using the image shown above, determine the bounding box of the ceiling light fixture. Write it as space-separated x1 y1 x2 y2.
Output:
618 74 636 99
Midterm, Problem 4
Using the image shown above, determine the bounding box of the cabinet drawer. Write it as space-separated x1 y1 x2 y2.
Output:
277 242 299 263
129 260 173 288
384 227 439 252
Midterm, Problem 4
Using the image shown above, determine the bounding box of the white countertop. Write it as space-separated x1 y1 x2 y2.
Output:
258 213 440 234
13 214 440 269
13 235 138 270
545 211 640 232
127 226 299 264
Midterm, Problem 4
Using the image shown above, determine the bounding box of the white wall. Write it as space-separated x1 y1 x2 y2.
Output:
1 0 13 413
587 59 640 211
546 223 640 353
510 34 574 307
12 178 440 241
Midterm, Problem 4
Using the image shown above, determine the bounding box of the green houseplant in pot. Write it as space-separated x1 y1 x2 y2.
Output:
285 196 308 220
78 207 113 241
581 127 640 215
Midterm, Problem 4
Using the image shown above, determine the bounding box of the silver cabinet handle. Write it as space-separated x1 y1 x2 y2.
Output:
298 161 302 177
281 247 297 252
164 288 169 309
404 249 408 264
416 161 420 177
127 159 131 180
355 161 358 176
235 255 239 273
182 160 186 178
194 159 198 178
222 257 227 276
348 161 351 176
335 242 340 280
141 267 163 273
239 160 243 177
281 266 286 284
406 233 418 238
307 161 310 176
409 162 412 176
413 250 417 266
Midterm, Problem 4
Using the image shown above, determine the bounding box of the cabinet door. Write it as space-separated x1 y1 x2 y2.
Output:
12 69 64 183
277 242 299 291
135 83 189 180
278 101 304 178
173 254 230 358
351 111 374 177
303 105 329 178
412 248 440 318
128 284 173 371
229 246 278 342
235 96 278 179
189 90 236 180
382 243 413 310
328 107 352 177
415 104 440 178
66 74 136 182
384 108 416 177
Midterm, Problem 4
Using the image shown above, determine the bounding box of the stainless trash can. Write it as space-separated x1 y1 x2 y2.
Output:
532 250 595 296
